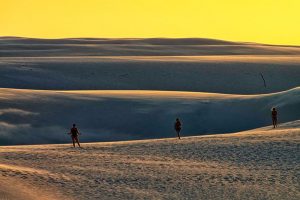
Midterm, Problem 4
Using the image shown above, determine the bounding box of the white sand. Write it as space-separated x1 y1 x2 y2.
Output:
1 56 300 94
1 37 300 94
0 37 299 199
0 87 299 145
0 121 299 199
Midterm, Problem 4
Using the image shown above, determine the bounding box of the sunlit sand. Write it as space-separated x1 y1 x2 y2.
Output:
0 122 299 199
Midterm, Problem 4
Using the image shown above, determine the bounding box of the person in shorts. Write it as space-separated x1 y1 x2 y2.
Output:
69 124 81 147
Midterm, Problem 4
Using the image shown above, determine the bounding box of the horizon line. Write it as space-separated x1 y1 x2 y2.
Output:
2 36 300 47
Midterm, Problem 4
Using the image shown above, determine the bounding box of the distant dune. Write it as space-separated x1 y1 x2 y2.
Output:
1 56 300 94
0 121 299 199
1 37 300 57
1 37 300 94
0 37 238 45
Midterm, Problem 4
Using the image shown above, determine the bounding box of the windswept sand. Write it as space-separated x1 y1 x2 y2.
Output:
1 37 300 94
1 37 299 199
0 87 299 145
0 121 299 200
1 55 300 94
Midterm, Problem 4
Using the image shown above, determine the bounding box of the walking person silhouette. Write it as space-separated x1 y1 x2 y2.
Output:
271 108 278 128
68 124 81 147
174 118 182 139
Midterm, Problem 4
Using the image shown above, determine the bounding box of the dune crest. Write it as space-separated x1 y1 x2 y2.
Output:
1 37 300 57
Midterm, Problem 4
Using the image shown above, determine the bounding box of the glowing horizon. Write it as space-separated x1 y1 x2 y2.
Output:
1 0 300 45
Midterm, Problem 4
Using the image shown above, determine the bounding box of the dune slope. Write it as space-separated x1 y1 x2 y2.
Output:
0 121 299 199
1 37 300 94
1 37 300 57
1 56 300 94
0 87 300 145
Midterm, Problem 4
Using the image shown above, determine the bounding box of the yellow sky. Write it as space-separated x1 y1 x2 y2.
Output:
1 0 300 45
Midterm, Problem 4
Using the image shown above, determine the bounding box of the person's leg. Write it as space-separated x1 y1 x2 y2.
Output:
75 137 81 147
275 118 278 127
72 137 75 147
272 118 275 128
177 130 181 139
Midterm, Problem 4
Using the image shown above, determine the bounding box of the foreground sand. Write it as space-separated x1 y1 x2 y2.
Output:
0 122 299 200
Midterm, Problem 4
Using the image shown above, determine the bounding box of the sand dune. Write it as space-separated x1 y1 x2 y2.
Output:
0 37 299 199
1 37 300 94
0 121 299 199
1 37 300 57
1 37 300 144
0 37 238 45
1 55 300 94
0 87 299 145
